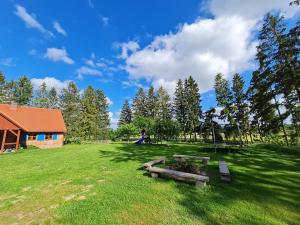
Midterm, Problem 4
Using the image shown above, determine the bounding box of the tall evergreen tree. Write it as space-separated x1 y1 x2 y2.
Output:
95 89 110 140
48 87 59 109
232 73 250 143
214 73 234 124
0 71 7 103
80 86 98 140
146 86 156 118
174 79 188 138
59 82 81 141
11 76 33 105
155 86 172 120
185 76 201 141
33 82 49 108
118 99 132 126
253 13 289 145
132 88 147 118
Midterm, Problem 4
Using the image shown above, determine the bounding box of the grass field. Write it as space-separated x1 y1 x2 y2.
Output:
0 143 299 225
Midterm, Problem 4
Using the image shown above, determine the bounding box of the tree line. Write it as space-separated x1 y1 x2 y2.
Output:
117 13 300 146
0 72 110 142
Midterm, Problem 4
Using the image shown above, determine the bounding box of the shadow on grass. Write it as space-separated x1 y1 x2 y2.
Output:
98 143 300 224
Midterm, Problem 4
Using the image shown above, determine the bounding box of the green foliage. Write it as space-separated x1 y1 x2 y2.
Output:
155 86 172 120
118 99 132 126
133 116 155 135
33 82 49 108
10 76 33 105
60 82 81 141
146 86 156 118
132 88 147 118
117 123 138 142
95 89 110 140
153 119 180 142
48 87 59 109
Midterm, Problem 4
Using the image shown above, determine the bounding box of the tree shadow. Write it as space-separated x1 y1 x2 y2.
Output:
98 143 300 224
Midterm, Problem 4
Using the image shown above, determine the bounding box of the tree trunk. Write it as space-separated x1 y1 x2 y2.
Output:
237 124 243 146
273 96 289 146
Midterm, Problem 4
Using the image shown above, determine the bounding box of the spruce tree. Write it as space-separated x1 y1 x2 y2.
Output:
185 76 201 141
33 82 49 108
118 99 132 126
146 86 156 118
12 76 33 105
48 87 59 109
155 86 172 120
0 71 7 103
59 82 81 141
174 79 187 138
253 13 289 145
80 86 98 140
132 88 147 118
95 89 110 140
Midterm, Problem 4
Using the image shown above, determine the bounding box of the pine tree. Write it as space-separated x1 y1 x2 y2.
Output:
253 13 289 145
59 82 81 141
33 82 49 108
48 87 59 109
0 71 7 103
232 73 249 143
132 88 147 118
95 89 110 140
155 86 172 120
146 86 156 118
12 76 33 105
174 79 187 138
118 99 132 126
80 86 98 140
185 76 201 141
214 73 234 124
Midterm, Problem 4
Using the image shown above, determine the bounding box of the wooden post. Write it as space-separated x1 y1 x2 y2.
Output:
1 130 7 152
16 130 20 150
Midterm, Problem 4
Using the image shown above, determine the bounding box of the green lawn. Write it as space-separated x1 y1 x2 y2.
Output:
0 143 299 225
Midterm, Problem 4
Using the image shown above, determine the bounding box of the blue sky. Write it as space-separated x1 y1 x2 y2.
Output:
0 0 299 128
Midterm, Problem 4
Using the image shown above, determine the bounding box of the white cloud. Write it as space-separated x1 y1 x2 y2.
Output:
77 66 102 79
0 58 15 67
109 112 119 129
31 77 71 92
14 5 54 37
106 97 113 106
53 21 67 36
208 0 300 19
101 16 110 26
117 41 140 59
120 1 300 93
44 47 74 64
124 16 256 93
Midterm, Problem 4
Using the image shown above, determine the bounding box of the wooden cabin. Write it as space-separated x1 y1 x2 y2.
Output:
0 104 67 152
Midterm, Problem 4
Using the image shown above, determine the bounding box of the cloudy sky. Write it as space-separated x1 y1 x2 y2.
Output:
0 0 299 128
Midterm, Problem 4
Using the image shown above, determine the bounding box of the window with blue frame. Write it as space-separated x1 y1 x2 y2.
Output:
37 133 45 141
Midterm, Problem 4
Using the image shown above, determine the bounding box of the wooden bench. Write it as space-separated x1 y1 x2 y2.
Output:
143 158 165 169
147 166 209 188
219 160 231 182
173 154 210 165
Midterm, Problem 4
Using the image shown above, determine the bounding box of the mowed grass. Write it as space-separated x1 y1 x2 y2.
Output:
0 143 299 225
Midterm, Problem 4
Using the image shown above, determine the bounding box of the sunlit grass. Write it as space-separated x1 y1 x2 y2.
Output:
0 143 299 224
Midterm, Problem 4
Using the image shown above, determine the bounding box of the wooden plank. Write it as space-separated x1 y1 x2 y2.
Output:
16 130 20 150
148 167 209 182
143 158 165 169
8 129 18 137
174 155 210 160
219 161 231 182
1 130 7 152
219 161 230 175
